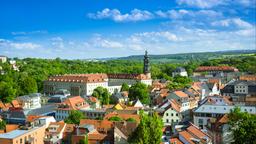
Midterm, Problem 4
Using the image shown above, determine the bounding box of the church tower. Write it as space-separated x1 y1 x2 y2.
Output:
143 50 151 78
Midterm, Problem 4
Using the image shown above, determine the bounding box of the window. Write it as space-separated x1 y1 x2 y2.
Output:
171 113 173 116
176 113 178 116
166 113 168 116
198 119 203 124
20 138 22 144
166 119 169 123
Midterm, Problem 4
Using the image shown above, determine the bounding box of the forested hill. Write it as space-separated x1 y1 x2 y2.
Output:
116 49 256 63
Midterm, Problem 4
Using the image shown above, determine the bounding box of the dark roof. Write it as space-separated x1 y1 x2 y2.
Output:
26 104 57 116
174 67 186 72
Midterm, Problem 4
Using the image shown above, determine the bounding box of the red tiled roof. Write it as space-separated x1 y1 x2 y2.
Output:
179 131 195 144
107 73 150 80
5 124 19 132
79 119 114 131
187 125 207 139
195 66 238 72
240 75 256 81
58 96 89 110
48 121 66 134
27 115 44 122
174 91 189 98
170 138 183 144
47 74 108 83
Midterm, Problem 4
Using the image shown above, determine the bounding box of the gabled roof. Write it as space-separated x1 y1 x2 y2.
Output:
170 138 183 144
195 66 238 72
60 96 89 110
174 91 189 98
133 99 143 108
158 99 181 113
48 121 66 134
187 125 208 140
79 119 114 131
179 131 195 144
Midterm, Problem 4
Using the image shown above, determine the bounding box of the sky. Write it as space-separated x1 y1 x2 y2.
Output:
0 0 255 59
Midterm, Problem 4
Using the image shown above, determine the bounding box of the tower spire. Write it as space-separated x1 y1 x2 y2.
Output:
143 50 150 78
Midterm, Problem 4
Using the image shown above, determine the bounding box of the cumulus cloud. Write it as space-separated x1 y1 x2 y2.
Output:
176 0 226 8
176 0 256 8
155 9 222 19
0 39 40 50
87 8 153 22
90 36 124 48
211 18 253 28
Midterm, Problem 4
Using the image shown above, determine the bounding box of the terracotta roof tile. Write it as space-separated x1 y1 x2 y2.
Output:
174 91 189 98
58 96 89 110
187 125 207 139
48 74 108 83
5 124 19 132
179 131 195 144
195 66 238 72
79 119 114 132
170 138 183 144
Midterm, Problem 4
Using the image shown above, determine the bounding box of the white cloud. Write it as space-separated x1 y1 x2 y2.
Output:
0 39 41 50
155 9 222 20
51 37 63 41
90 36 123 48
133 31 179 41
211 18 253 28
10 42 40 50
176 0 226 8
11 30 48 35
176 0 256 8
87 8 153 22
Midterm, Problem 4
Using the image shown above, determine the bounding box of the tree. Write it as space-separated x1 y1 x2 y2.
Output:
126 118 136 122
92 87 110 105
0 120 6 130
129 82 149 104
228 107 256 144
64 110 85 125
0 81 17 103
128 111 163 144
18 75 38 95
108 116 123 122
121 83 129 92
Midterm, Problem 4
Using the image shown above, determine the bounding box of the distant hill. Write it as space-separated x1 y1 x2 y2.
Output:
115 49 256 63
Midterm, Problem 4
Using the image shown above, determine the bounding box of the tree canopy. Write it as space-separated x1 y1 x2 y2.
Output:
0 120 6 130
64 110 85 125
167 75 192 91
108 116 123 122
128 82 149 104
121 83 129 92
228 107 256 144
128 111 163 144
92 86 110 105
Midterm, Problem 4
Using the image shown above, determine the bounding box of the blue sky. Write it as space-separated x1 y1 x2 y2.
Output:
0 0 255 59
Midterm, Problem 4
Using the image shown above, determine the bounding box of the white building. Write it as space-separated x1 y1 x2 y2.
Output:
193 96 256 129
172 67 188 77
0 55 7 63
16 93 42 110
157 99 182 126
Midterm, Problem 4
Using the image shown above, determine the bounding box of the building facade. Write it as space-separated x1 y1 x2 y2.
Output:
44 51 152 97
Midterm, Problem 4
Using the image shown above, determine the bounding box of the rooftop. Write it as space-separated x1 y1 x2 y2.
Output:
195 66 238 72
0 127 41 139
